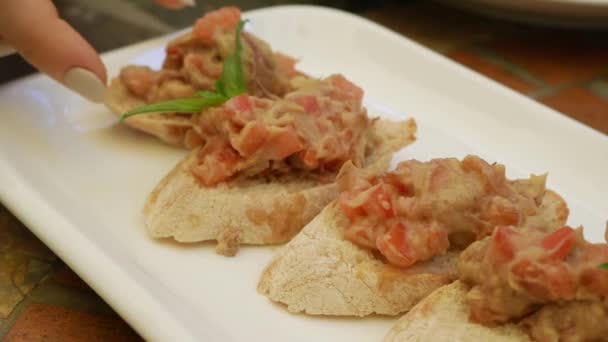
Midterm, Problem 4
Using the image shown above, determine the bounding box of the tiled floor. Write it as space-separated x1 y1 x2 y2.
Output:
0 0 606 340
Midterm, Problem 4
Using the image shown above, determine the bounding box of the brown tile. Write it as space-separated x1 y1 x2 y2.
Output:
486 32 608 86
5 304 142 342
52 265 90 290
0 206 56 261
0 253 51 318
447 50 537 94
539 87 608 134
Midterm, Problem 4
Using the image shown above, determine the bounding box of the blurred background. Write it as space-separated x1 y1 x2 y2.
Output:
1 1 607 341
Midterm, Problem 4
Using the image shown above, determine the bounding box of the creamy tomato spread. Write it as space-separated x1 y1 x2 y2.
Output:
187 74 370 186
337 156 550 268
119 7 295 104
459 224 608 341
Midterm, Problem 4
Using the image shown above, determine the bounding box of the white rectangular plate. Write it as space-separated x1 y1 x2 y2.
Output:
0 5 606 342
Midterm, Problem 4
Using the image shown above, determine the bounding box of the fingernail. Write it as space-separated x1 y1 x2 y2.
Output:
63 67 106 103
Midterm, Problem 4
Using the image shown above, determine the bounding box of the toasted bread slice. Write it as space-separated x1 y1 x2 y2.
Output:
105 78 193 147
383 281 530 342
143 118 417 255
257 188 568 316
257 201 459 316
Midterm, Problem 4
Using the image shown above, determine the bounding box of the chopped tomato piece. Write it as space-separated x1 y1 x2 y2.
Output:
429 164 450 193
481 198 521 228
511 259 575 300
192 140 239 186
361 184 396 219
384 172 411 196
266 127 304 160
377 222 415 267
491 226 518 261
377 221 449 268
295 96 320 115
193 6 241 46
541 226 577 260
227 94 253 113
338 192 365 221
233 122 269 156
329 75 363 106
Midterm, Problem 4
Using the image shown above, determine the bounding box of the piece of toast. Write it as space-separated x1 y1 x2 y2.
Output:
105 78 194 147
257 188 568 316
143 118 417 255
257 201 459 316
383 281 531 342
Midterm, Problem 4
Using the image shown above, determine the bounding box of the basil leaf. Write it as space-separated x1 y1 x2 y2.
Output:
120 93 227 121
216 20 247 98
600 263 608 270
214 79 227 98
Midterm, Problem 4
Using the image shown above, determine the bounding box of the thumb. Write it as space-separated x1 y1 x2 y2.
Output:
0 0 107 103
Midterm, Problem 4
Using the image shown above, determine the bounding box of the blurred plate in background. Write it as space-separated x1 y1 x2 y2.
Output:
437 0 608 27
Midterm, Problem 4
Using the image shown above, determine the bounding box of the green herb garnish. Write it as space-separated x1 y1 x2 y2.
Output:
600 263 608 270
120 20 248 121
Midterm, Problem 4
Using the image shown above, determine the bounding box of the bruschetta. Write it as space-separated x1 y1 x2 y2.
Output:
384 223 608 342
142 73 418 256
258 156 569 316
105 6 301 147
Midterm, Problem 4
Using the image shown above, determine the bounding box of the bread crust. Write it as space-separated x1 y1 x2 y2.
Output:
383 281 531 342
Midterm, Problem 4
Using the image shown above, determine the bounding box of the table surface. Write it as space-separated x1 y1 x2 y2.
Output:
1 1 607 340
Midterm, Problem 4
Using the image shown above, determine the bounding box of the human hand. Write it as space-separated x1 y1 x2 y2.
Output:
0 0 195 103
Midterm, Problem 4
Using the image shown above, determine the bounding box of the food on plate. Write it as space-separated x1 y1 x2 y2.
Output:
141 51 418 255
106 8 417 256
384 224 608 342
105 6 302 147
258 156 568 316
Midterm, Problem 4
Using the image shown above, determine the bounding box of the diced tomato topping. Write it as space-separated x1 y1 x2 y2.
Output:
482 199 521 228
361 184 396 219
328 75 363 106
266 127 304 160
377 221 449 268
541 226 577 261
511 258 575 300
377 222 415 267
295 96 320 115
233 122 269 156
227 94 253 113
384 172 412 196
338 192 365 221
429 164 450 193
491 226 518 261
193 6 241 46
192 140 239 186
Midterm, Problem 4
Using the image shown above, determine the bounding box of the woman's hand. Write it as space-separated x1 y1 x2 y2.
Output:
0 0 195 103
